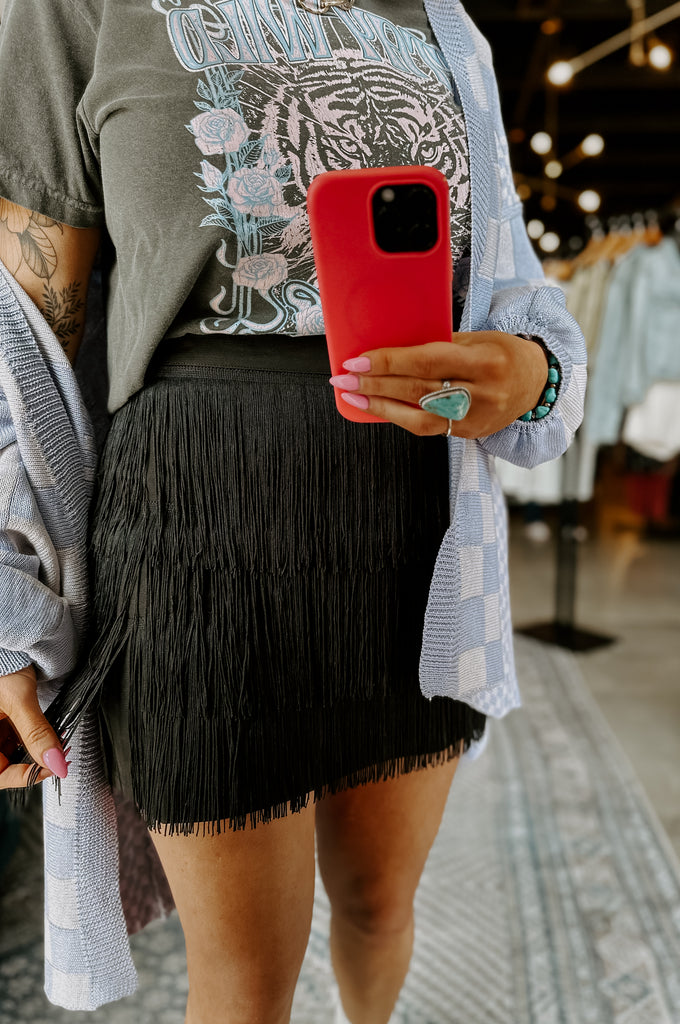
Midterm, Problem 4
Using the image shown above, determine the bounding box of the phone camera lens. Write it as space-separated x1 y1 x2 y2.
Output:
371 182 439 253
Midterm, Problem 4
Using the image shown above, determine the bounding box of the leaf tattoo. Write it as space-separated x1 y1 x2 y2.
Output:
0 202 63 280
30 211 64 231
20 224 58 279
41 282 85 349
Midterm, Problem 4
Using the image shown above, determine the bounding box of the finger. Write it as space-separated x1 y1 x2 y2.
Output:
2 681 68 779
340 392 465 437
332 373 445 407
345 341 479 381
0 749 53 789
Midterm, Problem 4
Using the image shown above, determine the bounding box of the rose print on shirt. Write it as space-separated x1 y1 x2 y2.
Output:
190 108 251 155
233 254 288 293
295 304 326 334
227 169 286 217
187 68 321 334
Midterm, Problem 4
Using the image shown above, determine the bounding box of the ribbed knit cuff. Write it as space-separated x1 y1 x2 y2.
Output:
0 649 33 678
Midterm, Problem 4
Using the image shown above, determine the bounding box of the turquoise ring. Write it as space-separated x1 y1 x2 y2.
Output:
419 381 471 421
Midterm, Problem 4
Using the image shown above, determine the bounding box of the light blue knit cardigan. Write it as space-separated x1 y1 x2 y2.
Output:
0 0 586 1009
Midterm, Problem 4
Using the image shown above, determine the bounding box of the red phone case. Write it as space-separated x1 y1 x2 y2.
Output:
307 166 453 424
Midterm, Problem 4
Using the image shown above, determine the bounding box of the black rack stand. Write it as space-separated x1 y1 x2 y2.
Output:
516 434 616 652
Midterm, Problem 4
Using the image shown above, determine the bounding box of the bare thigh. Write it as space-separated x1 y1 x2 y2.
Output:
315 747 463 933
148 802 317 1024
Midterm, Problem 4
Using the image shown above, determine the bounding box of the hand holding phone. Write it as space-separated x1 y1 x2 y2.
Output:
307 166 453 424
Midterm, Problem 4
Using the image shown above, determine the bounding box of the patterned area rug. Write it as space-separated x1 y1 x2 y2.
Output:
1 636 680 1023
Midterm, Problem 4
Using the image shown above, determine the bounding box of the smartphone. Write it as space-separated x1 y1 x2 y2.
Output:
307 165 453 424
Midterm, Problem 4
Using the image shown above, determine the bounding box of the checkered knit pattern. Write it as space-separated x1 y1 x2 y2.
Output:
0 270 95 682
0 266 141 1008
420 0 587 715
0 0 587 1010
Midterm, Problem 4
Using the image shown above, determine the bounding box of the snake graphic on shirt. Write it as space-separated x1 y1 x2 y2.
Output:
152 0 471 335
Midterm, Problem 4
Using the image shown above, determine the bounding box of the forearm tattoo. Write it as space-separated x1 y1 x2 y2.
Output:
0 200 85 352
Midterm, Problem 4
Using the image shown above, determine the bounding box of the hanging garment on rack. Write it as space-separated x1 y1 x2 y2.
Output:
494 455 564 505
562 258 616 502
534 258 612 504
623 381 680 462
586 238 680 448
499 257 609 508
564 260 613 360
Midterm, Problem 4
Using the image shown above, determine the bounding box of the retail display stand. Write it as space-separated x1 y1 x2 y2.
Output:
516 434 616 652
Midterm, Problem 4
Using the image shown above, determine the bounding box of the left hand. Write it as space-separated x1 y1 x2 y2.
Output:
330 331 550 438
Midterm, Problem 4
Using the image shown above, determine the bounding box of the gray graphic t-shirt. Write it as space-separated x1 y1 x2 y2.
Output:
0 0 471 412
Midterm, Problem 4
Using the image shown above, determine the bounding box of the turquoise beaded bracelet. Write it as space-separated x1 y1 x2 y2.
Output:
516 334 561 422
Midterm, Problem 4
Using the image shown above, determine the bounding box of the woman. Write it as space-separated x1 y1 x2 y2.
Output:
0 0 586 1020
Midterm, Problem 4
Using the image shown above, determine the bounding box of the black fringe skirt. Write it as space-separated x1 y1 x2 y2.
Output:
50 334 486 834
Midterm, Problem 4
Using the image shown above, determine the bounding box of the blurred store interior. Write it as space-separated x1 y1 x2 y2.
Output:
473 0 680 853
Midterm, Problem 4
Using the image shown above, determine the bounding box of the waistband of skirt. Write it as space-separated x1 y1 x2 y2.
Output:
146 333 332 379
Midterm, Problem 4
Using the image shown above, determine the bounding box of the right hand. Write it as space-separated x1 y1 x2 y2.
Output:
0 664 69 789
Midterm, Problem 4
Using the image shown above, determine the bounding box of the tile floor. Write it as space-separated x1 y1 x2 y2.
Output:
508 514 680 860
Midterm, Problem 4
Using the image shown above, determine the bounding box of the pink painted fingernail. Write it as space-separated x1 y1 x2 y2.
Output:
43 747 68 779
329 374 360 390
343 356 371 373
341 392 369 410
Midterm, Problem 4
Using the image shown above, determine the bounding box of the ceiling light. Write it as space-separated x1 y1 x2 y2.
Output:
581 134 605 157
530 132 553 155
541 18 564 36
517 183 532 201
649 41 673 68
539 232 561 254
547 61 574 86
527 219 545 240
578 190 602 213
545 160 564 179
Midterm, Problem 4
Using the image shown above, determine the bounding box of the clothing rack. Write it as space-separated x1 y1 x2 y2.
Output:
518 201 680 650
516 433 616 652
513 207 673 652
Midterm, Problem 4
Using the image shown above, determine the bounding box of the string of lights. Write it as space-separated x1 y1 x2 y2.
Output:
546 0 679 85
512 2 679 257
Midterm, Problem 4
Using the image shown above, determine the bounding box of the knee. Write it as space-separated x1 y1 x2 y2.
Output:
330 875 415 939
187 971 295 1024
185 943 302 1023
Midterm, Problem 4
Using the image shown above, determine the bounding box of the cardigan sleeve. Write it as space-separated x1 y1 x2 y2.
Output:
0 390 72 678
474 96 588 469
0 264 90 684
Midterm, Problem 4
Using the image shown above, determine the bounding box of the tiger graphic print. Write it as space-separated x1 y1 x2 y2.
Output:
153 0 472 335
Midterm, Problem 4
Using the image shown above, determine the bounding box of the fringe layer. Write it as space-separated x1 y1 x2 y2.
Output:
28 368 485 831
